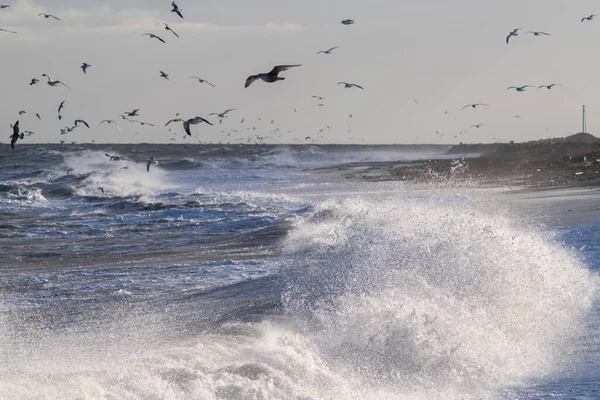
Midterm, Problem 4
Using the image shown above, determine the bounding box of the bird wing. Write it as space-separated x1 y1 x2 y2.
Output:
169 27 179 37
59 81 70 89
156 35 166 43
0 28 16 33
13 120 19 135
245 75 259 88
223 109 236 115
506 35 511 44
175 10 183 18
98 120 107 127
50 15 60 20
328 46 339 52
75 119 90 128
198 117 213 126
353 84 364 89
165 118 183 126
269 65 301 75
205 80 215 87
183 120 192 136
146 161 151 172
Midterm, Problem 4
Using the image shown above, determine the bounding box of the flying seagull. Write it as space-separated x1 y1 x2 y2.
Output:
526 31 550 36
190 76 215 87
42 74 69 88
105 153 127 161
0 28 16 33
461 103 489 109
146 157 158 172
159 71 170 80
341 19 355 25
338 81 364 89
538 84 561 90
209 109 237 119
98 120 121 131
312 95 325 100
30 78 39 85
74 119 90 128
171 1 184 18
18 110 26 115
10 121 23 149
35 113 41 120
58 100 65 114
98 187 104 194
141 33 166 43
506 28 521 44
582 15 596 22
317 46 339 55
161 21 179 38
245 64 301 88
183 116 213 136
81 63 91 74
507 85 533 92
124 109 140 117
0 5 10 9
39 13 60 20
470 124 484 128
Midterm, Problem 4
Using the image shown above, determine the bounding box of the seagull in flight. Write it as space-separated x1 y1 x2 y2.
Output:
183 116 213 136
341 19 355 25
506 28 521 44
470 124 484 128
30 78 39 85
0 5 10 9
582 15 596 22
98 120 121 131
42 74 69 88
507 85 533 92
141 33 166 43
0 28 16 33
245 64 301 88
35 113 41 120
317 46 339 55
526 31 550 36
10 121 23 149
74 119 90 128
338 82 364 89
146 157 158 172
209 109 237 119
39 13 60 20
190 76 215 87
18 110 26 115
58 100 65 114
538 84 561 90
159 71 170 80
161 21 179 38
81 63 91 74
171 1 184 18
105 153 127 161
312 95 325 100
461 103 489 109
124 109 140 117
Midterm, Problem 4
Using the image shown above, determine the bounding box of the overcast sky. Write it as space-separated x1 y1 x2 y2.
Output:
1 0 600 144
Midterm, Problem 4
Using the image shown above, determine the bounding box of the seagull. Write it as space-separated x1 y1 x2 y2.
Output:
159 71 170 80
470 124 484 128
209 109 237 119
317 46 339 55
18 110 26 115
171 1 184 18
190 76 215 87
146 157 158 172
338 82 364 89
312 95 325 100
42 74 69 88
507 85 533 92
461 103 489 109
24 131 35 136
582 15 596 22
341 19 355 25
0 5 10 9
98 187 104 193
58 101 65 114
0 28 16 33
165 118 184 126
141 33 166 43
105 153 127 161
35 113 41 120
98 120 121 131
81 63 91 74
183 116 213 136
161 21 179 38
10 121 23 149
38 13 60 20
124 109 140 117
245 64 301 88
30 78 39 85
132 120 155 126
538 84 561 90
526 31 550 36
506 28 521 44
74 119 90 128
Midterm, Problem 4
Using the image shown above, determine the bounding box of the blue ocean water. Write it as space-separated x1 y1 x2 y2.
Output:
0 144 598 399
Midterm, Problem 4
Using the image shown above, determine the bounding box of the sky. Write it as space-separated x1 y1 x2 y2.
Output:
1 0 600 144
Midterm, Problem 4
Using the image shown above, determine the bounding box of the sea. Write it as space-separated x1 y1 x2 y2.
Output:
0 144 598 400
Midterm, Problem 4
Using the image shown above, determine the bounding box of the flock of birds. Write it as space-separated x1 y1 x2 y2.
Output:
1 1 368 167
1 3 595 165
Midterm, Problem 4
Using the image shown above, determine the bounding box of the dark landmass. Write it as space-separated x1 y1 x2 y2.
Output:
336 135 600 188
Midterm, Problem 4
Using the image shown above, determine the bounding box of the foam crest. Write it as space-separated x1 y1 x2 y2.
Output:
279 196 599 395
